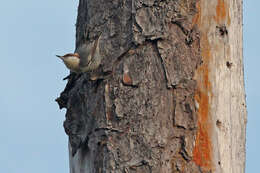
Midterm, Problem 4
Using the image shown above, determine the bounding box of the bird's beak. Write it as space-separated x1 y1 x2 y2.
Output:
56 55 63 59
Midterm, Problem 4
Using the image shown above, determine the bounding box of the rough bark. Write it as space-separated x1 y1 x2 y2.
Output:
56 0 246 172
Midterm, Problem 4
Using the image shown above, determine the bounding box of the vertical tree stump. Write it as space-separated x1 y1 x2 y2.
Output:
56 0 246 172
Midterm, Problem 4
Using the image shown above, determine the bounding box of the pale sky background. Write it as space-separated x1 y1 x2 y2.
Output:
0 0 257 172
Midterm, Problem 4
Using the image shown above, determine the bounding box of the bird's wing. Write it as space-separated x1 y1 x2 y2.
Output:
78 35 101 68
75 44 89 67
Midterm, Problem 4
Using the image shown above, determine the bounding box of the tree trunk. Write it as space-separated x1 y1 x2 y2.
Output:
56 0 246 172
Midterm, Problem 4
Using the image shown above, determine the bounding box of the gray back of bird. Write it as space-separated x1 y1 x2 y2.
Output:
75 36 102 72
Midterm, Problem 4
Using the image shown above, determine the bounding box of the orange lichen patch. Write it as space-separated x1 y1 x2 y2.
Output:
193 88 212 169
191 1 213 170
215 0 231 25
192 37 214 171
122 73 133 85
193 64 213 169
193 33 213 168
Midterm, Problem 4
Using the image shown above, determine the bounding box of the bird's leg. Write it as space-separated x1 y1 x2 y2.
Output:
63 72 82 81
63 74 71 80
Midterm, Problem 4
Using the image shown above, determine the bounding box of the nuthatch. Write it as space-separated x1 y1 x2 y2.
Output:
56 36 102 73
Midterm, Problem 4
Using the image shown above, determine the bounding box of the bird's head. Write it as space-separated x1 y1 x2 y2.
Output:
56 53 81 72
56 53 80 60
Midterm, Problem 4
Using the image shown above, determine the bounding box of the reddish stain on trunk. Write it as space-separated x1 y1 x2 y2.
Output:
192 1 213 170
122 73 133 85
193 1 230 169
193 46 213 169
215 0 231 25
193 88 212 169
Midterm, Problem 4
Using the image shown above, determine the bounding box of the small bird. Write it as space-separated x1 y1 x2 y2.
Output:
56 53 81 73
56 35 102 74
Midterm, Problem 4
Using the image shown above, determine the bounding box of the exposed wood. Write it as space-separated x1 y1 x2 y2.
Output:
194 0 247 172
179 0 246 172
